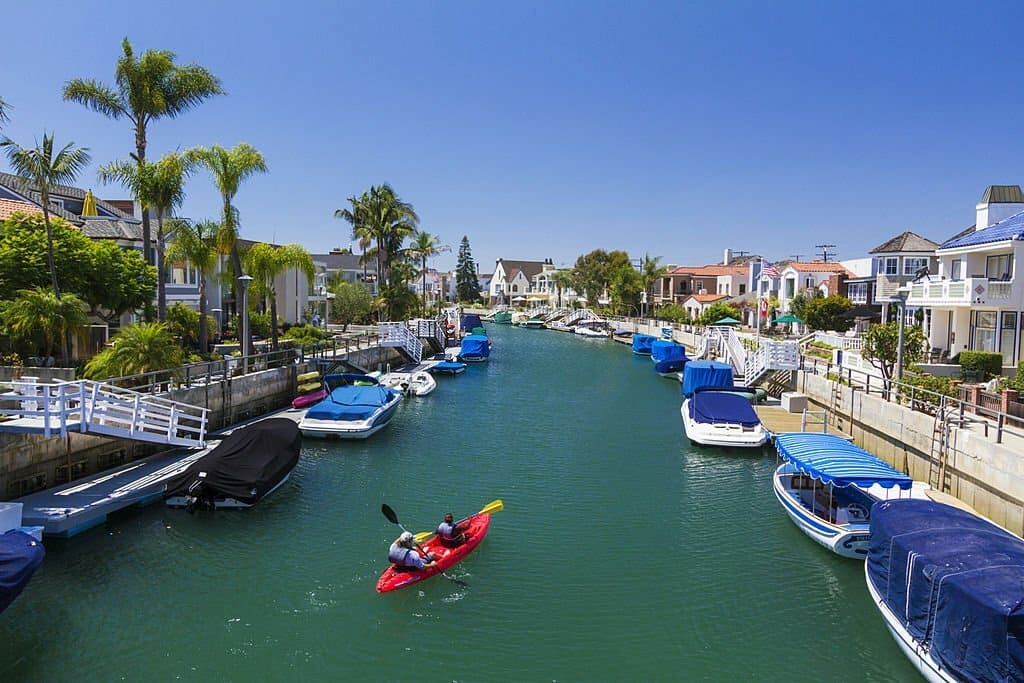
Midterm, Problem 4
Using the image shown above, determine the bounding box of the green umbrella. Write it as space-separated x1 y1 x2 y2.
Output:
714 316 741 325
772 313 803 324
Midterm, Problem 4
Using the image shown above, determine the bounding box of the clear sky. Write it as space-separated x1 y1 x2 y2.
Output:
2 1 1022 272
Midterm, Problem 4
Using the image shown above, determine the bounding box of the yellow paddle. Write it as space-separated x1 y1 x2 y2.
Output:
414 499 504 544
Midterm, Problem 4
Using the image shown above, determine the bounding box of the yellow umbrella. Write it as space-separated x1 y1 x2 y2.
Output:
81 189 97 216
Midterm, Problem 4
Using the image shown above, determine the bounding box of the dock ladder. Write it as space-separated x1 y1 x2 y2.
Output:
928 398 963 493
801 409 829 433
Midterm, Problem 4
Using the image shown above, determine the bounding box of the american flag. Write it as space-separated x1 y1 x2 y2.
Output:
761 260 781 278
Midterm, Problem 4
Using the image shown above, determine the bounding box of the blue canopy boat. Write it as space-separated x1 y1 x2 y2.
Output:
631 334 655 355
651 340 688 376
0 529 44 614
772 432 919 558
460 314 484 333
681 386 767 448
680 360 733 397
459 334 491 362
298 373 403 439
865 500 1024 683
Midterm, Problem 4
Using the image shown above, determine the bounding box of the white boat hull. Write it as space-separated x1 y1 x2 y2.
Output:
680 399 768 448
864 562 958 682
771 468 869 558
298 394 402 439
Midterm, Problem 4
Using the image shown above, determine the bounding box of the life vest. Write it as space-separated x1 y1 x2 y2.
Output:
436 522 457 540
388 542 419 567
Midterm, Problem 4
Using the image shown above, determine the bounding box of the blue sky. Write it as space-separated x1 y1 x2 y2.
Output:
2 1 1022 272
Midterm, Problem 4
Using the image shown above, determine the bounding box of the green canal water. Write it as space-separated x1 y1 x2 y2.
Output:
0 325 919 682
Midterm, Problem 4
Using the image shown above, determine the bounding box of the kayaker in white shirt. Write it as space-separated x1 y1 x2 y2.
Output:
388 532 437 571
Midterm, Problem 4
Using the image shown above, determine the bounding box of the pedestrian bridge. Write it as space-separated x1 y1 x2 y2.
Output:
0 378 208 448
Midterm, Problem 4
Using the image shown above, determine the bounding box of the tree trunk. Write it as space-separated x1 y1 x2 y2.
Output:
136 125 153 323
422 256 427 318
270 287 279 350
198 274 209 355
41 202 60 298
156 211 167 322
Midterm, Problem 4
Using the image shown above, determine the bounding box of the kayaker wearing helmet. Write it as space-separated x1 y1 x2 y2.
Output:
436 513 470 548
388 532 437 571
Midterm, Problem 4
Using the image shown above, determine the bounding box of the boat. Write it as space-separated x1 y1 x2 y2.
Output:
651 339 688 376
521 317 545 329
681 386 768 447
631 333 655 355
459 334 491 362
494 311 513 325
680 360 734 397
164 418 302 510
298 373 403 439
380 370 436 397
772 432 921 558
0 529 44 614
866 499 1024 682
460 314 484 333
429 361 467 375
376 512 491 593
574 319 608 338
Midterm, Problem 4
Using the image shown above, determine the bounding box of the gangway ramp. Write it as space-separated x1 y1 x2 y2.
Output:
0 379 208 448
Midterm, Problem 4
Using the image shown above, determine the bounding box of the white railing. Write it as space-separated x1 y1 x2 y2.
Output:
813 331 863 350
721 327 748 377
565 308 599 325
414 317 446 350
907 277 1012 306
379 322 423 363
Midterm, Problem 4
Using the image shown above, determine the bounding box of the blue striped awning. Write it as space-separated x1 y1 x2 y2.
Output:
774 432 913 489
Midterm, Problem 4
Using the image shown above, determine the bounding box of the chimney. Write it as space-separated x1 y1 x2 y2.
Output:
976 185 1024 231
723 248 732 266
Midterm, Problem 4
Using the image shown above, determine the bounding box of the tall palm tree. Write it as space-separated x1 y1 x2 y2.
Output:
1 133 91 298
551 269 574 308
164 219 219 354
0 96 10 127
336 191 375 290
243 243 315 349
64 38 223 273
4 288 87 366
640 253 667 314
406 231 450 317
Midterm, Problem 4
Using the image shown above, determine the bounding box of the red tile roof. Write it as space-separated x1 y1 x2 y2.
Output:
669 265 747 277
786 261 854 275
0 198 43 220
686 293 730 303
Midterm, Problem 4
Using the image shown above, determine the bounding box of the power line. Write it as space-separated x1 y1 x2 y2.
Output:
815 244 837 262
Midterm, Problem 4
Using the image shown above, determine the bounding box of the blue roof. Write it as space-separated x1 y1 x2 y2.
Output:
774 432 912 489
940 210 1024 249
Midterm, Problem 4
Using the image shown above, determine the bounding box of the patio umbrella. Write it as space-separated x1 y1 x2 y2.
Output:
772 314 803 324
81 189 97 216
512 296 527 302
714 316 741 325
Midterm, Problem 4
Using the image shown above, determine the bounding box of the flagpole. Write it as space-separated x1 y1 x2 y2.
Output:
755 258 762 345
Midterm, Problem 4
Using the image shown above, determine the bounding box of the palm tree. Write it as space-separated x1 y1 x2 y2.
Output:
1 133 91 298
83 322 183 381
243 243 315 349
64 38 223 272
640 253 667 315
4 288 87 366
164 219 219 354
406 231 450 316
0 97 10 127
551 270 574 308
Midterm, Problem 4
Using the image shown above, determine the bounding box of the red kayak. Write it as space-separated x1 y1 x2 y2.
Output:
376 513 491 592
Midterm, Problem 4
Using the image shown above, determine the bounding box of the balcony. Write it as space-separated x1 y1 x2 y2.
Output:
905 277 1015 307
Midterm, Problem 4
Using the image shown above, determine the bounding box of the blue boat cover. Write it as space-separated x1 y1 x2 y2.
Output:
774 432 912 489
631 334 655 354
654 358 688 375
460 334 490 359
430 361 466 373
651 340 687 362
867 499 1024 682
0 529 44 614
680 360 733 397
305 381 397 421
688 391 760 427
460 314 483 332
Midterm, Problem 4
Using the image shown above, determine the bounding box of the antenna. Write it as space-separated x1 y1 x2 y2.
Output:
815 244 837 262
789 254 804 262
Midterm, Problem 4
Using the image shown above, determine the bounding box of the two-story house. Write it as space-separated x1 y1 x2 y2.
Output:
488 258 550 304
771 261 853 314
907 185 1024 366
868 231 939 323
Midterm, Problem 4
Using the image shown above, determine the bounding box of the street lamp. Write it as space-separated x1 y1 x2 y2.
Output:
210 308 223 343
640 290 648 320
894 286 910 382
238 275 254 360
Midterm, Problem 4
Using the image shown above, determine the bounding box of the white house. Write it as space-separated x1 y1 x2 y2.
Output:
682 293 730 321
907 185 1024 366
488 258 551 304
773 261 854 313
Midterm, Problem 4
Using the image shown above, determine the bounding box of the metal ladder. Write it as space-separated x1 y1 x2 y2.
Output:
829 380 845 433
928 399 959 492
801 409 829 433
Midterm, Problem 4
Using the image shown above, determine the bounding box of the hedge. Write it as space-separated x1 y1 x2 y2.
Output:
958 350 1003 380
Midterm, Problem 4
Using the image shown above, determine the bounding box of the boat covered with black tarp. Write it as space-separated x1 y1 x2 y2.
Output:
164 418 301 510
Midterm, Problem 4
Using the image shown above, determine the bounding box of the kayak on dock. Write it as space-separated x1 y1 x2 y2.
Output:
376 512 492 592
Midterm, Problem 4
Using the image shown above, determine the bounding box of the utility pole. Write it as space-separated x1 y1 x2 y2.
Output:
815 244 837 262
789 254 804 262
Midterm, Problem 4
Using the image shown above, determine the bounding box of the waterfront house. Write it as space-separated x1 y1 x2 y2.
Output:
868 231 938 323
907 185 1024 366
775 261 854 314
681 292 731 321
488 258 551 305
655 249 756 306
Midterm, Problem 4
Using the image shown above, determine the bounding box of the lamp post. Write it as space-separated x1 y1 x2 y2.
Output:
211 308 222 343
640 290 648 320
238 275 254 366
894 287 910 382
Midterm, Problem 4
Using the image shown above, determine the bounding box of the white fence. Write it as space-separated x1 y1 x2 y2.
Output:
379 322 423 363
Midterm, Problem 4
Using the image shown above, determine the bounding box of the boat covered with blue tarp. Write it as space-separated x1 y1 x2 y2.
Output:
651 339 686 363
0 529 44 614
680 360 733 397
866 499 1024 683
299 374 403 439
459 334 490 362
775 432 913 490
631 334 655 355
460 314 484 332
689 387 760 427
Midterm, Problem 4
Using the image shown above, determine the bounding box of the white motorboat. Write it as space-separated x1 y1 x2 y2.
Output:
379 370 436 397
574 319 609 338
772 432 924 559
298 373 403 439
680 386 768 447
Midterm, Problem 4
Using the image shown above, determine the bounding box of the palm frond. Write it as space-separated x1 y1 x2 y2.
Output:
62 79 126 120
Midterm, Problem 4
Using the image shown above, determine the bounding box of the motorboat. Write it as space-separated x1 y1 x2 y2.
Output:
460 314 484 333
546 320 573 332
459 334 491 362
164 418 302 510
379 369 436 397
298 373 403 439
680 360 734 397
631 334 655 355
574 319 608 338
0 529 44 614
773 432 922 559
429 360 467 375
866 499 1024 683
494 311 513 324
651 339 688 376
681 386 768 447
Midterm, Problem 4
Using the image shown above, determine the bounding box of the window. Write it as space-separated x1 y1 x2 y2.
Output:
739 283 746 295
784 278 795 298
882 257 898 276
847 282 868 303
511 284 518 293
950 259 962 280
973 310 997 353
904 257 928 276
1002 312 1017 365
695 280 704 292
986 254 1013 280
805 277 813 289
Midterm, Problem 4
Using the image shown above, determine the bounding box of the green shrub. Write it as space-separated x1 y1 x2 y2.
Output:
248 311 272 339
899 373 959 406
283 324 329 346
958 350 1003 380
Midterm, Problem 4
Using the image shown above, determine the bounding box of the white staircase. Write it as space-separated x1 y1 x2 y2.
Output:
413 316 446 352
700 326 800 386
0 379 208 447
564 308 599 326
545 307 569 322
379 322 423 363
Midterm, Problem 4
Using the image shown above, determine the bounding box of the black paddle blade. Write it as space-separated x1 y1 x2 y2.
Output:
381 503 398 524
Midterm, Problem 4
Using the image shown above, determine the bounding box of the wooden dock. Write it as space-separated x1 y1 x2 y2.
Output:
755 403 824 436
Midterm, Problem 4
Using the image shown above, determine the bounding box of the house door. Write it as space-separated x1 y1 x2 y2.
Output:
946 311 953 355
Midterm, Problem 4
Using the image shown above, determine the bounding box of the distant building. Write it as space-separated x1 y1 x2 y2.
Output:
488 258 552 304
